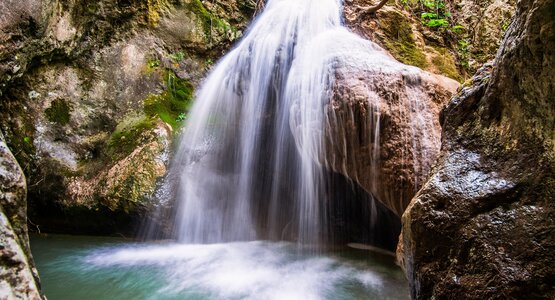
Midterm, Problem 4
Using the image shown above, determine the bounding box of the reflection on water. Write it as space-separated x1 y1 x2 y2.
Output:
31 234 409 300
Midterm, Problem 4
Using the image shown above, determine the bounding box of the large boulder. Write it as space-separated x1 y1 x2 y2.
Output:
398 0 555 298
0 131 42 299
324 50 459 217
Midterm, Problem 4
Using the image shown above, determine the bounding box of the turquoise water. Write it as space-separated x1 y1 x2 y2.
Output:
31 234 409 300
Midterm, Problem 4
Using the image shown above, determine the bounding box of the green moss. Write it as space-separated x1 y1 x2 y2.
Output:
44 99 71 125
187 0 235 40
144 70 194 129
381 10 428 69
107 115 157 160
432 47 463 81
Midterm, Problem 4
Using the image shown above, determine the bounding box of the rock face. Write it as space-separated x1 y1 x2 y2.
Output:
0 0 255 234
0 131 42 299
456 0 516 69
326 53 459 217
398 0 555 298
344 0 516 79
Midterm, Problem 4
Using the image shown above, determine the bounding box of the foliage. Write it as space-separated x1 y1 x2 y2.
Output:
176 112 187 123
144 70 194 129
400 0 461 32
400 0 470 76
148 58 160 69
170 51 185 63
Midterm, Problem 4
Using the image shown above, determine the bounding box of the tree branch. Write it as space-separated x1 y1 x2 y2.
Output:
365 0 390 13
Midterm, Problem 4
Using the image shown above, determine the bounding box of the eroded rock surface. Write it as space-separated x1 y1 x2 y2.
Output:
344 0 516 79
326 50 459 217
0 0 255 234
0 131 42 299
398 0 555 298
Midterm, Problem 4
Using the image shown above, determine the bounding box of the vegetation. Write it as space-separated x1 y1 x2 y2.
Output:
107 115 157 160
44 99 71 125
144 70 195 129
170 51 185 63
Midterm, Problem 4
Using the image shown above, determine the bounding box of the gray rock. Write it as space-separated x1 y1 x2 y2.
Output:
0 131 42 299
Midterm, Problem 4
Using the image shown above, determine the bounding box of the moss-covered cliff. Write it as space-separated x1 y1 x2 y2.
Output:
0 0 256 235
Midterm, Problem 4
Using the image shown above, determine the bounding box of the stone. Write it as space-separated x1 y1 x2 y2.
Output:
343 0 516 78
324 50 459 217
398 0 555 298
0 131 42 299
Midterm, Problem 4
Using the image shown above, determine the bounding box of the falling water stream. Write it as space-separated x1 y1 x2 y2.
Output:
33 0 419 298
170 0 415 245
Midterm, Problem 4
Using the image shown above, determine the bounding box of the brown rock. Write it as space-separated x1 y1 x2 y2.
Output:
343 0 516 78
325 56 459 217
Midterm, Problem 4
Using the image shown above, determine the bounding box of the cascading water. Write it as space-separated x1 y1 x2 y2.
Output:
167 0 447 246
170 0 340 244
32 1 457 298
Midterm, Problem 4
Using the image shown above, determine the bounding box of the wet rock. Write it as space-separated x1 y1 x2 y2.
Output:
326 52 459 217
0 131 42 299
398 0 555 298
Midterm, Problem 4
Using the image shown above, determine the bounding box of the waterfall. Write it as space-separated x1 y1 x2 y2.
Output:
167 0 437 245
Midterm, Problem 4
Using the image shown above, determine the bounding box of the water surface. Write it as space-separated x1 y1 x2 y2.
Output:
31 234 409 300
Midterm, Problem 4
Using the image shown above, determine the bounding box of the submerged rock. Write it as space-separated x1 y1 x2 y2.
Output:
0 131 42 299
398 0 555 298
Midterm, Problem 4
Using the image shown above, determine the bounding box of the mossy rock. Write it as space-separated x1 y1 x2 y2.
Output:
107 114 158 161
379 9 427 69
144 69 194 129
431 47 463 82
44 99 71 125
187 0 236 41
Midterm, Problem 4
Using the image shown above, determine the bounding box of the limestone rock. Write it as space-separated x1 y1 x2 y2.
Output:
0 0 255 235
398 0 555 298
456 0 517 69
325 51 459 217
0 132 42 299
66 120 171 213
